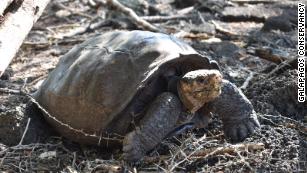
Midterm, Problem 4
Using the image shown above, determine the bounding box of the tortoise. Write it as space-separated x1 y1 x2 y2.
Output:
32 30 260 162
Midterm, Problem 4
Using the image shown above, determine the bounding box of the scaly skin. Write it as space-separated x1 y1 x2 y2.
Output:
208 80 260 142
123 92 181 162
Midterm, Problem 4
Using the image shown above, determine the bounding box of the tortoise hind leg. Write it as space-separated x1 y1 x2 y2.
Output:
123 92 182 162
209 80 260 142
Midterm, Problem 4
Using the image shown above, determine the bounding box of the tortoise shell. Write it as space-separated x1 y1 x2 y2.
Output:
34 30 218 144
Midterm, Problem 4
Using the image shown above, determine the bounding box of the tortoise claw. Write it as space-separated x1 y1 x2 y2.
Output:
122 130 146 162
224 113 260 143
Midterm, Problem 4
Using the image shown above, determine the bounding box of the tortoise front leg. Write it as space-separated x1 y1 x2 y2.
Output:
209 80 260 142
123 92 182 162
190 104 213 129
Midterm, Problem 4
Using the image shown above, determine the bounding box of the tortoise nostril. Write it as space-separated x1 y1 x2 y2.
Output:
215 75 222 81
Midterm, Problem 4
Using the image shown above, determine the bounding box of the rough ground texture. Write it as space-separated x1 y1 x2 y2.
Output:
0 0 306 172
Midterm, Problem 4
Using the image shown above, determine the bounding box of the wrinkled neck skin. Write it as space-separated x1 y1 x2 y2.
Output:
166 76 215 137
164 76 194 120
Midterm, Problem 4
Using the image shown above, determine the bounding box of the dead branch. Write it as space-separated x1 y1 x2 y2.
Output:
240 71 254 90
18 118 31 146
190 143 265 158
57 17 111 38
211 20 237 36
0 0 13 14
91 164 123 173
231 0 278 5
53 2 93 19
144 143 265 163
141 14 188 23
63 166 77 173
106 0 161 32
255 47 288 64
267 58 298 76
60 1 177 37
0 87 24 95
59 23 91 38
174 31 211 40
0 0 50 77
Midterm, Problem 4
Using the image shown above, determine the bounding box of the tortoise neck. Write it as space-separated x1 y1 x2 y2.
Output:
167 76 181 96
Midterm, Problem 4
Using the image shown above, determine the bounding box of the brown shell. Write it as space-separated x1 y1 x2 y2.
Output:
34 30 218 144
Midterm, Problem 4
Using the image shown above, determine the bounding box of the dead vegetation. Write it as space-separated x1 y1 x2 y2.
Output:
0 0 306 172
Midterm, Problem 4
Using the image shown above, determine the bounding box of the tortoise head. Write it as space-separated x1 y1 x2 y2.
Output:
178 69 222 113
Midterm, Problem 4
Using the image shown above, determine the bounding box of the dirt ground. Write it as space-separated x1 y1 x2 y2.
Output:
0 0 306 172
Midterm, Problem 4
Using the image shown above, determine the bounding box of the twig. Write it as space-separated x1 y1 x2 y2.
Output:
144 143 265 163
106 0 161 32
169 145 203 171
189 143 265 158
267 58 298 77
0 78 28 95
4 143 61 152
211 20 237 36
0 149 9 167
174 31 211 40
18 118 31 146
23 37 85 49
65 166 78 173
22 41 50 50
197 11 206 25
0 88 22 95
235 148 254 171
258 114 278 126
140 14 188 23
255 47 288 64
231 0 278 4
10 162 25 172
240 71 254 90
88 0 98 7
59 23 91 38
91 164 123 173
58 18 112 38
72 152 76 168
53 2 93 19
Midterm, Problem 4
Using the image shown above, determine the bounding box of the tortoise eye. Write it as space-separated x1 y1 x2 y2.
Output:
197 78 205 83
